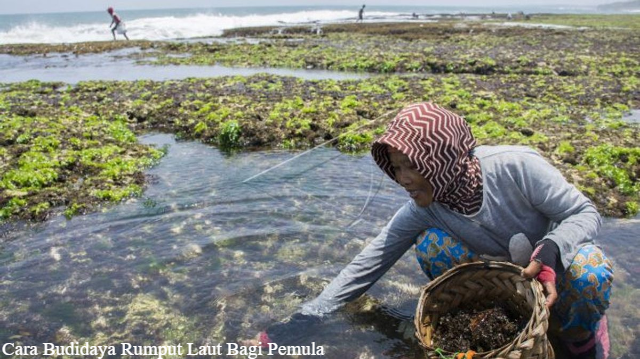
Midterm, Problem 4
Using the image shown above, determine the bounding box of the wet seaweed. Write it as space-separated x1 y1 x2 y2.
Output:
431 305 525 353
1 68 638 222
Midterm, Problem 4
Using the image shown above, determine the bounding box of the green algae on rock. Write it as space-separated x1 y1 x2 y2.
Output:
1 20 639 222
1 74 638 221
131 21 640 78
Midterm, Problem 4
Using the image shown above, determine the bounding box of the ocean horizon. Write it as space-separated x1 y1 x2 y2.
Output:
0 4 622 44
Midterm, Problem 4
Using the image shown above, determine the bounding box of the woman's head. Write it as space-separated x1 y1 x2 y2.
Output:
107 7 114 14
372 102 482 213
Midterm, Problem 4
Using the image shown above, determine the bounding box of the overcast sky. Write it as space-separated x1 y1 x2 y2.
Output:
0 0 617 15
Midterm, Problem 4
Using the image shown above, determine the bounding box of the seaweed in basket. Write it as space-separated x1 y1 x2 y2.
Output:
431 304 526 353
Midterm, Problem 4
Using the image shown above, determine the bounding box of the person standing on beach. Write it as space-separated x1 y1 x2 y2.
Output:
357 5 365 23
107 7 129 41
249 103 613 359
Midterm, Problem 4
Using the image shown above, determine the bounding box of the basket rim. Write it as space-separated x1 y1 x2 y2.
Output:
414 260 548 355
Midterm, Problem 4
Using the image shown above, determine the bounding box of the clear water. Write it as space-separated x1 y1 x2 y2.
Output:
622 109 640 124
0 48 369 84
0 133 638 358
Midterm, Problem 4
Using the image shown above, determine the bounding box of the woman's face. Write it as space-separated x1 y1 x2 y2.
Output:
388 148 434 207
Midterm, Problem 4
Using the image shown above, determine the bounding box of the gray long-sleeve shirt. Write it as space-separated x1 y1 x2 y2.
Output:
301 145 601 316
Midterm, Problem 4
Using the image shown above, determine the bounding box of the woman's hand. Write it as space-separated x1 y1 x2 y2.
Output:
240 331 271 347
520 239 561 308
521 260 558 308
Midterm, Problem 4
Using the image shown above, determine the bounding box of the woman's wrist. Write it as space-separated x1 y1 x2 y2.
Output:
530 239 562 283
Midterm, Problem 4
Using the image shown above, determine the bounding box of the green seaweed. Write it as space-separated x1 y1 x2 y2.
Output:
0 20 639 221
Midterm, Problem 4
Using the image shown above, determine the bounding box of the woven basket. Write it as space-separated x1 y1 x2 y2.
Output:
414 261 554 359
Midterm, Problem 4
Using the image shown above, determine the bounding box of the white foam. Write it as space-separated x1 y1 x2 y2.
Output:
0 10 398 44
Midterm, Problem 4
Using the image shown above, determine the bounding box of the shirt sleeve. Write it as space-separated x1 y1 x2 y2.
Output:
300 200 427 316
518 152 602 269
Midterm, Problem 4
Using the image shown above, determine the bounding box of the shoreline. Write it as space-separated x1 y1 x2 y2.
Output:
0 12 639 47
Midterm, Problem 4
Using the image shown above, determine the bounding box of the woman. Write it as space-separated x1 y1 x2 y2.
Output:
260 103 613 359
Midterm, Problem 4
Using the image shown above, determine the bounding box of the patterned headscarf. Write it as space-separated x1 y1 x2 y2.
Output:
371 102 483 215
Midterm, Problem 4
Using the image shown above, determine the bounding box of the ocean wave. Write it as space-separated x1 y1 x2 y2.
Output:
0 10 396 44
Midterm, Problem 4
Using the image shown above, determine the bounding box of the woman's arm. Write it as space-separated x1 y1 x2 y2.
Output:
518 151 602 269
300 201 428 316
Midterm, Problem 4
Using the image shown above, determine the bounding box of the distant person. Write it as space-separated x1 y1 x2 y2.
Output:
107 7 129 41
357 5 365 23
507 12 513 20
412 12 419 19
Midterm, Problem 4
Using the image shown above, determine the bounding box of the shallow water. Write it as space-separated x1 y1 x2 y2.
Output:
623 109 640 124
0 47 368 84
0 134 638 358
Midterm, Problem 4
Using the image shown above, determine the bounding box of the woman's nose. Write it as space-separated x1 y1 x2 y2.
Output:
396 169 411 186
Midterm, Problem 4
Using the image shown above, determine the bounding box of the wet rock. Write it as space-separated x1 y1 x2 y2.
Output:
181 243 203 259
562 153 578 165
14 106 38 117
520 128 534 136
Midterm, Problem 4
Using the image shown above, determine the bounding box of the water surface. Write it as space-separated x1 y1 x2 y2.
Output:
0 48 368 84
623 109 640 124
0 134 637 358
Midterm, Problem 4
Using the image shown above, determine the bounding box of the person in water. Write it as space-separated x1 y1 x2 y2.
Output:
253 103 613 359
107 7 129 41
357 5 365 22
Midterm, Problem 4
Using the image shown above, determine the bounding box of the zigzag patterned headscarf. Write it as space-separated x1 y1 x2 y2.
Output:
371 102 483 215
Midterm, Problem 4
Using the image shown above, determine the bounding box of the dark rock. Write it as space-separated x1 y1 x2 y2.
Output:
520 128 534 136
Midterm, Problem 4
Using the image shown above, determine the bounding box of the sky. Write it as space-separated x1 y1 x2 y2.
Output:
0 0 620 15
